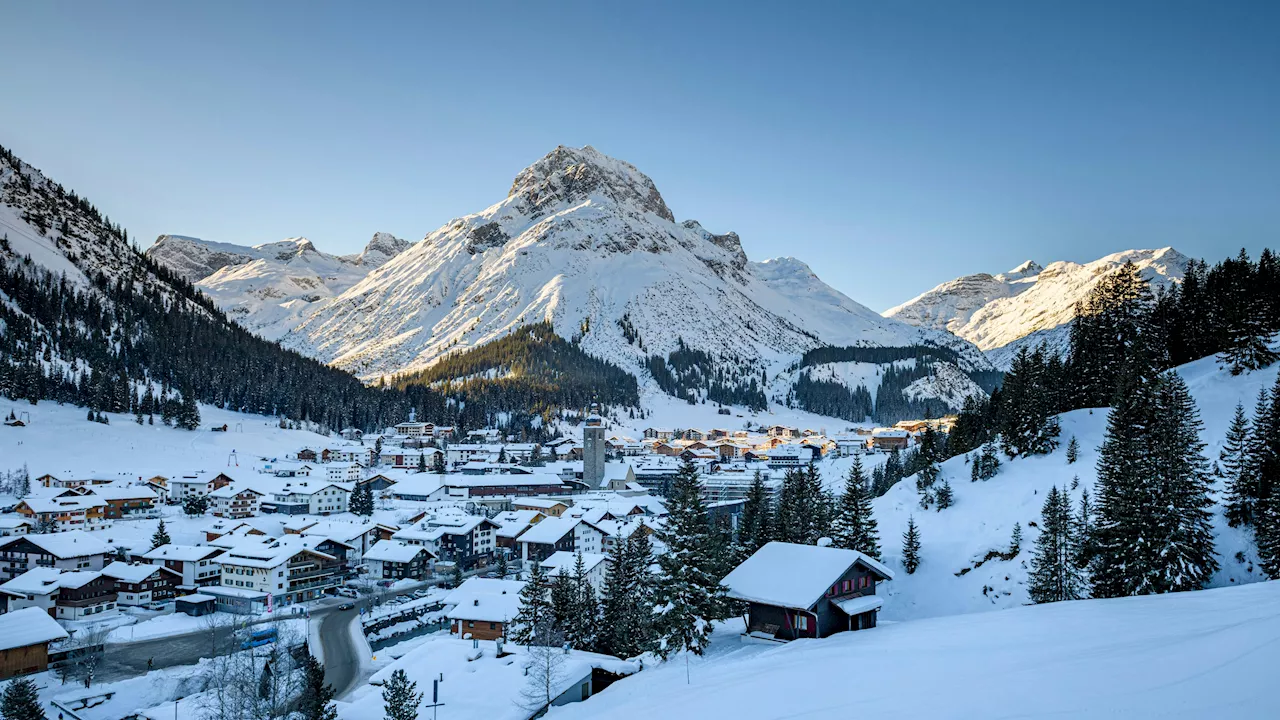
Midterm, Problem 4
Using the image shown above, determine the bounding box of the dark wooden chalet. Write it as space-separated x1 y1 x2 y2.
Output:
721 541 894 642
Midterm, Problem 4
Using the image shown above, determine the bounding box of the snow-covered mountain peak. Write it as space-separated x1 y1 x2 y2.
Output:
887 247 1191 365
999 260 1043 281
506 144 675 223
348 231 411 268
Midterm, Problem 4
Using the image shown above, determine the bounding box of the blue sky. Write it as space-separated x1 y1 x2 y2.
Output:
1 1 1276 311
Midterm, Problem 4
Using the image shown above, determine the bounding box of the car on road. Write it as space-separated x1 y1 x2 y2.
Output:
338 602 355 611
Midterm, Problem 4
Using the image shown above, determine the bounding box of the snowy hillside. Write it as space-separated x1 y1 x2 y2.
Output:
146 232 412 339
859 351 1274 621
548 581 1280 720
886 248 1189 365
232 146 987 383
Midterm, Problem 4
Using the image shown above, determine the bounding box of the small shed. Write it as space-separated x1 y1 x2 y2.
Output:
175 593 217 617
0 607 69 679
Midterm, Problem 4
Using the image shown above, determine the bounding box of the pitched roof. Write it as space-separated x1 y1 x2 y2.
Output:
102 561 175 584
142 544 224 563
1 530 110 558
365 540 434 563
0 607 69 651
443 578 525 623
539 551 608 577
721 541 894 610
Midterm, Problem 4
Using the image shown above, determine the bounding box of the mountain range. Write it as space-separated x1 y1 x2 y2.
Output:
145 145 994 419
885 247 1189 368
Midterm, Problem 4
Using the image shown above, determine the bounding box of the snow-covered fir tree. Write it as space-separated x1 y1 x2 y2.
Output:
0 677 45 720
510 563 554 646
1092 369 1218 597
902 516 921 574
774 464 831 545
150 520 170 550
935 478 954 510
737 470 774 556
1066 436 1079 464
381 668 423 720
830 457 881 559
1221 403 1255 527
298 654 337 720
653 459 728 658
596 527 655 659
1028 485 1082 603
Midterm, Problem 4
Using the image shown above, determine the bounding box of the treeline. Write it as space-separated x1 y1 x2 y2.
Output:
645 338 767 410
947 249 1280 462
793 347 984 424
393 321 639 416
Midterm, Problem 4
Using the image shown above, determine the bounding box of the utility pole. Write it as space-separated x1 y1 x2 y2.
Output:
423 678 445 720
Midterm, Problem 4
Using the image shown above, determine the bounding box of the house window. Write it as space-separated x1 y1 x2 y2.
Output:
796 614 808 631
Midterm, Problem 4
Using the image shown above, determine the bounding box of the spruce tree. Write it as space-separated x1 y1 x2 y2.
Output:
381 668 423 720
510 563 554 645
597 528 655 658
654 459 726 658
298 653 338 720
901 516 921 574
567 552 598 650
150 520 171 550
416 453 427 473
1221 403 1255 526
1072 487 1094 573
737 470 774 556
432 452 445 473
0 677 45 720
1066 436 1079 464
1028 486 1082 603
1218 296 1278 375
551 571 577 639
1257 488 1280 577
1010 522 1023 555
830 457 881 559
935 478 953 511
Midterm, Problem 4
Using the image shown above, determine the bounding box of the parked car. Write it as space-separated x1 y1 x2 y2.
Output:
336 587 358 599
412 589 429 599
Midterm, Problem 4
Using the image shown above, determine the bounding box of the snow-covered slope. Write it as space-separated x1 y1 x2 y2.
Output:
548 581 1280 720
855 350 1275 622
886 248 1190 364
268 146 988 387
146 232 412 339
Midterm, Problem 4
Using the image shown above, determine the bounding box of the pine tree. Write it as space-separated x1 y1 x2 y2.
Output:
176 388 201 430
1010 522 1023 555
496 551 509 579
551 571 577 639
1066 436 1079 464
970 457 980 483
0 677 45 720
1072 487 1095 573
510 562 554 645
830 457 881 559
350 482 374 516
1028 486 1082 603
1257 487 1280 577
298 653 338 720
381 668 423 720
1218 284 1278 375
451 563 463 589
737 470 774 556
901 516 921 574
150 520 171 550
597 528 655 659
567 552 598 650
654 459 726 658
416 453 427 473
935 478 953 511
432 452 445 473
1092 370 1219 597
1221 403 1255 526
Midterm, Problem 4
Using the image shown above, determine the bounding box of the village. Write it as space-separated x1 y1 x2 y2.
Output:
0 404 938 720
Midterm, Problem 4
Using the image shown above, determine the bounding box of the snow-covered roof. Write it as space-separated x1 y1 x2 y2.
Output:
444 578 525 623
142 544 224 562
85 483 159 501
721 542 894 610
833 595 885 616
442 473 565 488
0 567 66 596
365 540 434 563
872 429 909 438
515 516 584 545
512 497 570 509
1 530 110 558
19 495 106 513
102 561 170 584
176 593 217 603
540 551 608 578
0 607 69 651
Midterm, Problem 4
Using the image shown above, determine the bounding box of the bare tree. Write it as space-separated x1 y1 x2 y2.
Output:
63 626 110 688
517 623 568 713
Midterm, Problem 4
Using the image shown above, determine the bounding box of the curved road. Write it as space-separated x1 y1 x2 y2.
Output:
318 602 368 699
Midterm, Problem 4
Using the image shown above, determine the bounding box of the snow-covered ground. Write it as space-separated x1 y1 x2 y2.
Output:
547 580 1280 720
867 351 1275 621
